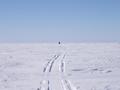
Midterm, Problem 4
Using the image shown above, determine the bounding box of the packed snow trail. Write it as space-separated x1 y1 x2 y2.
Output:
62 80 77 90
37 51 77 90
43 54 60 72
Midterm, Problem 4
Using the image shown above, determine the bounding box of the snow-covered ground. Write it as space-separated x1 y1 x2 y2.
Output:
0 43 120 90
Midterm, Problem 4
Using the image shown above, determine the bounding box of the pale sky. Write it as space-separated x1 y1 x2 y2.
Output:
0 0 120 42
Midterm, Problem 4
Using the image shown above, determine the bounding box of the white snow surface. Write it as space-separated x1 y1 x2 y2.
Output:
0 43 120 90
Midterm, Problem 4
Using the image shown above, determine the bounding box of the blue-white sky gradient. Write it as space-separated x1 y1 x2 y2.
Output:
0 0 120 42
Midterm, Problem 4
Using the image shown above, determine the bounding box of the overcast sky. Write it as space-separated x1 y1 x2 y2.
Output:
0 0 120 43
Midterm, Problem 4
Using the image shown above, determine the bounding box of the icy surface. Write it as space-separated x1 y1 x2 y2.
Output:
0 43 120 90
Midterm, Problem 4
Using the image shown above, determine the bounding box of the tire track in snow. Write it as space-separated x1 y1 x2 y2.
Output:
47 80 50 90
37 54 60 90
61 80 77 90
43 54 60 72
60 54 77 90
38 52 77 90
49 55 59 72
43 55 57 72
37 80 50 90
60 54 65 72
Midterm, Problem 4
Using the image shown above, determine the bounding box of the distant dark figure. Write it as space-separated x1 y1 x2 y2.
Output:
58 41 61 44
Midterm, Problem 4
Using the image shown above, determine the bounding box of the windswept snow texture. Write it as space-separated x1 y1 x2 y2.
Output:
0 43 120 90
